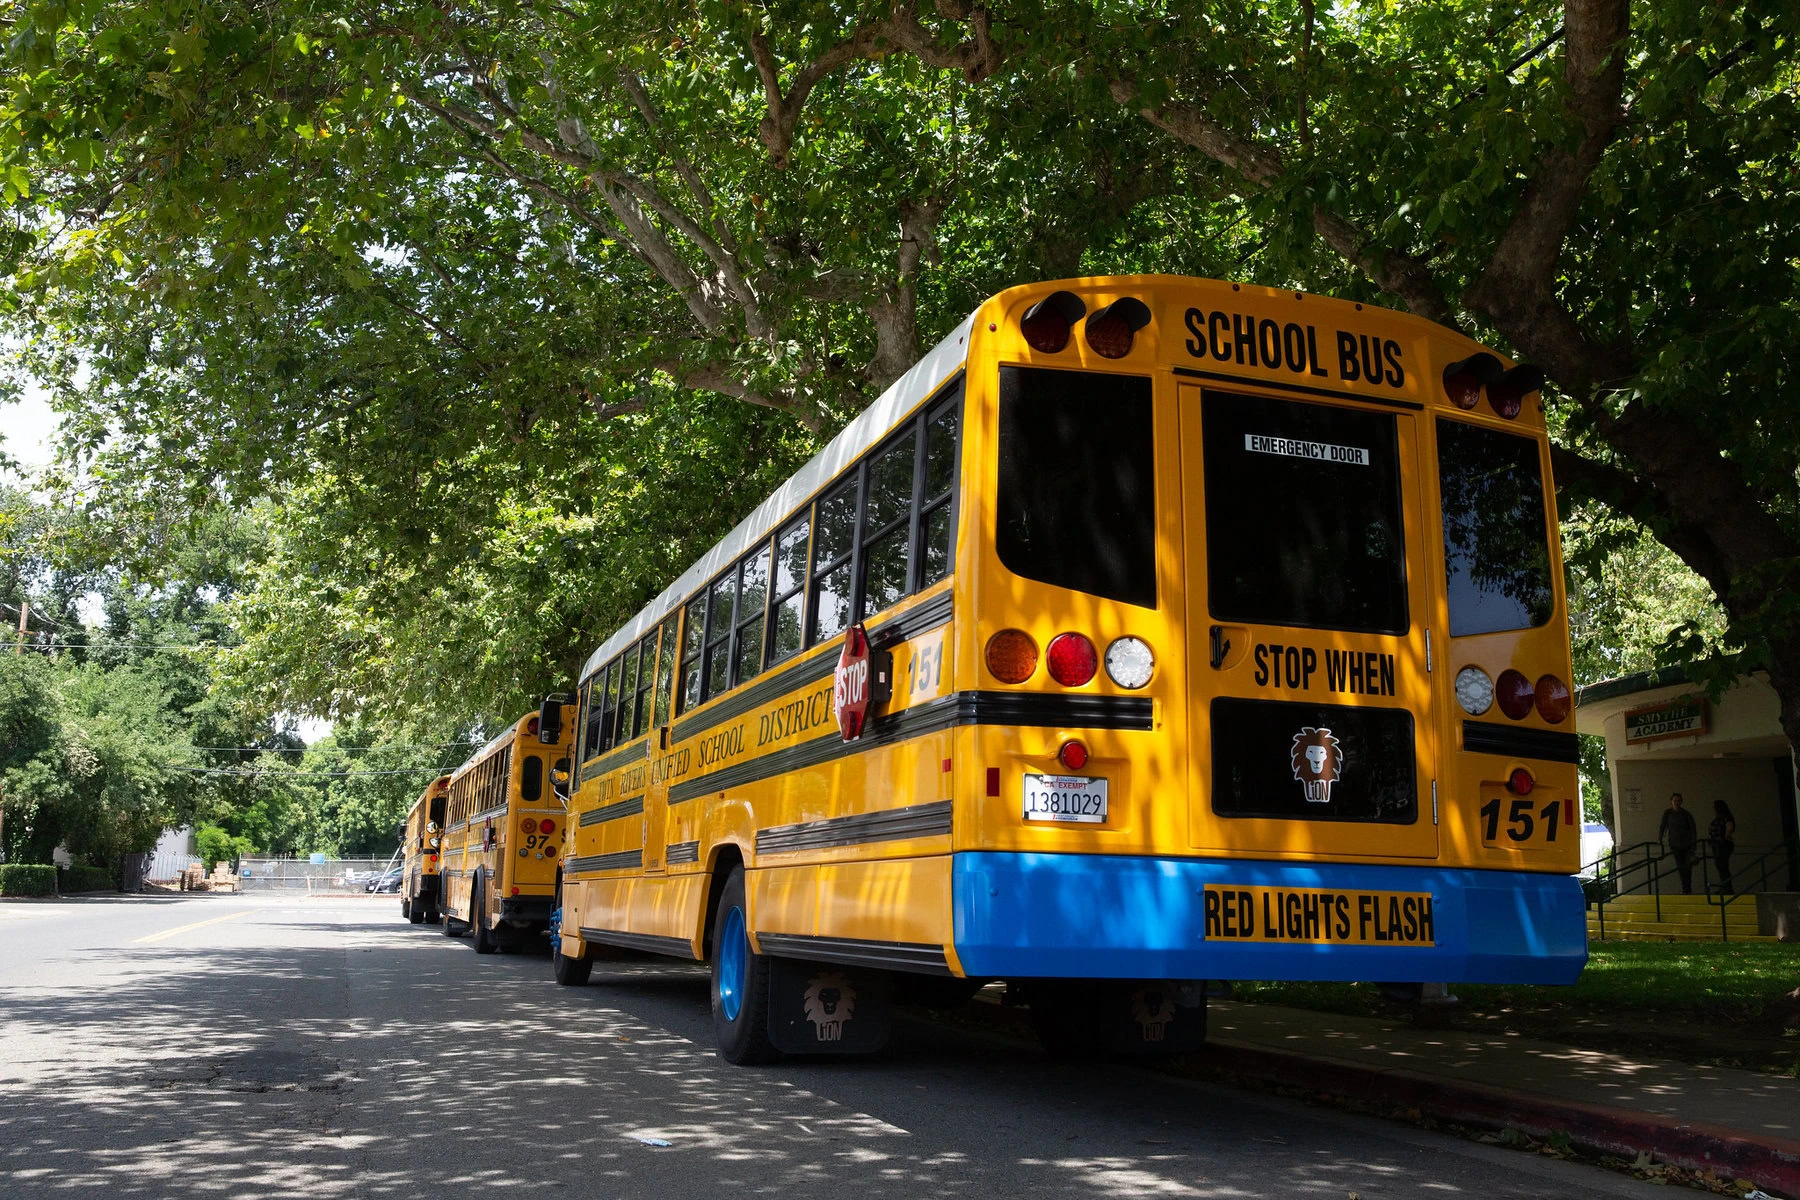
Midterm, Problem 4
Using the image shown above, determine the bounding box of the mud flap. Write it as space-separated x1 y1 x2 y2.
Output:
766 958 893 1055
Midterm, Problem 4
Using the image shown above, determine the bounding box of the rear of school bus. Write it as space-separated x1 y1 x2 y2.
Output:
401 776 450 923
944 276 1585 1021
445 708 574 951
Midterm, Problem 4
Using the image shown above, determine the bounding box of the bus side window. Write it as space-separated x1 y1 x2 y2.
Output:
653 614 678 727
603 655 627 750
703 571 734 703
769 512 810 664
580 675 600 761
521 755 543 803
734 543 770 686
861 429 916 619
632 633 656 739
810 480 856 644
679 594 705 715
918 397 960 589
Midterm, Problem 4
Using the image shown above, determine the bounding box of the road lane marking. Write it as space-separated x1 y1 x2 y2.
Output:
132 910 252 944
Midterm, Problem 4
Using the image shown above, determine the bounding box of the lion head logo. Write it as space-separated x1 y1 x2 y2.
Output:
1290 726 1343 803
1130 986 1177 1042
802 971 857 1042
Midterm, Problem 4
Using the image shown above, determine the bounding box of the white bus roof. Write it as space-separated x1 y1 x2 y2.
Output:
579 311 977 682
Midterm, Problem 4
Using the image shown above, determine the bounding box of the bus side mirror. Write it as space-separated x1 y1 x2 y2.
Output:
551 757 572 801
538 694 571 745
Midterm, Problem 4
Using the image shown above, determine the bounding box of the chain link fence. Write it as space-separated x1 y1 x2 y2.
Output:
237 857 396 892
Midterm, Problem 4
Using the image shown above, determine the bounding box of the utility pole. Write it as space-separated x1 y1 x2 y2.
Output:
13 600 25 654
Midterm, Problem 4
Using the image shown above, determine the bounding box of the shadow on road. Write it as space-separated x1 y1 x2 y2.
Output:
0 905 1652 1199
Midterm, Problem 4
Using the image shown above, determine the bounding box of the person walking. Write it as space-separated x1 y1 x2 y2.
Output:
1659 792 1698 894
1709 800 1736 894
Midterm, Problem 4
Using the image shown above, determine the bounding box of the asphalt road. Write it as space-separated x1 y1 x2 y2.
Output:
1 893 1664 1199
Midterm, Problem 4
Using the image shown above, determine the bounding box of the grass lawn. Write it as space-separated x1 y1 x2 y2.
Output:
1231 941 1800 1074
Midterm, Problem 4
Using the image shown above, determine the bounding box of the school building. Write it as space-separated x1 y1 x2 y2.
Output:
1575 663 1800 894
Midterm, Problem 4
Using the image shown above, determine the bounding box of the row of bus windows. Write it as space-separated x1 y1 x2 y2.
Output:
580 385 962 763
447 747 512 828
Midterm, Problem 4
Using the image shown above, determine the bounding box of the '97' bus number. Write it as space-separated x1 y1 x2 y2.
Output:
1479 797 1561 845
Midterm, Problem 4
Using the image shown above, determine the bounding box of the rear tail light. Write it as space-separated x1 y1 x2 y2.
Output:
511 886 520 896
1058 740 1089 771
1442 352 1501 410
1487 364 1544 420
986 629 1039 683
526 715 540 736
1046 633 1098 687
1534 674 1571 724
1507 768 1535 795
1454 666 1494 715
1103 637 1154 689
1495 669 1535 720
538 818 556 836
1020 291 1085 353
1083 298 1152 359
521 817 539 834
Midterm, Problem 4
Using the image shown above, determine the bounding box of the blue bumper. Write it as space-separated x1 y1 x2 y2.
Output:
951 852 1586 985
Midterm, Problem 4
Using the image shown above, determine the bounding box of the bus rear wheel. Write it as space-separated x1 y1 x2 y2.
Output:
472 875 498 955
710 866 780 1065
401 895 412 922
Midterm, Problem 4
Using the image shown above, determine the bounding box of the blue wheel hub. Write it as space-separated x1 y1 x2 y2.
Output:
718 905 748 1022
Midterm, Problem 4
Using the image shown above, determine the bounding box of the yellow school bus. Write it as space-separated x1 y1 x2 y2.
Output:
441 705 576 953
552 275 1584 1062
400 775 451 924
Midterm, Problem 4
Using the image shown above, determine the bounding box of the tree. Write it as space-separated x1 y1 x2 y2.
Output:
2 0 1796 748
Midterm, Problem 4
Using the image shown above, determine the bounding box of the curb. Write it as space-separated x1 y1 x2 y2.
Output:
1198 1040 1800 1197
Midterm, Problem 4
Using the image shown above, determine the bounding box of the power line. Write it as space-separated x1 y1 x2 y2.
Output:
167 742 479 754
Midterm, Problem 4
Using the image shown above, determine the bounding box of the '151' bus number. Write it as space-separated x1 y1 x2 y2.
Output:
1479 797 1561 845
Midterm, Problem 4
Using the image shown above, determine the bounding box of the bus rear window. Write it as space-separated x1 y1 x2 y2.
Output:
1436 419 1554 637
996 367 1156 608
1202 390 1409 635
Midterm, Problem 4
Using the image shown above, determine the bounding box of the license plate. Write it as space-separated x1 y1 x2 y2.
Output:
1203 884 1436 946
1023 774 1108 823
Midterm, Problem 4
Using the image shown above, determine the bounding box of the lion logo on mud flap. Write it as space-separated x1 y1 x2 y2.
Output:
802 972 857 1041
1131 986 1177 1042
1290 726 1343 803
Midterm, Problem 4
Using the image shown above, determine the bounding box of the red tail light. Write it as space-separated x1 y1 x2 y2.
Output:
1058 740 1089 771
1495 669 1535 720
520 816 539 834
1046 633 1098 687
1535 675 1571 724
1507 768 1535 795
538 818 556 836
526 715 540 736
1442 352 1501 410
511 886 520 896
1487 364 1544 420
1083 298 1151 359
1020 291 1085 353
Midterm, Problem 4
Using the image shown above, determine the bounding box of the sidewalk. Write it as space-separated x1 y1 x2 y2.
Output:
1201 999 1800 1194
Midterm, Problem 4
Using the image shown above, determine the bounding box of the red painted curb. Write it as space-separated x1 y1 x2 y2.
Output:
1198 1041 1800 1197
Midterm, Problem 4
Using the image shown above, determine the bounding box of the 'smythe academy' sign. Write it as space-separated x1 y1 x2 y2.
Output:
1624 694 1708 745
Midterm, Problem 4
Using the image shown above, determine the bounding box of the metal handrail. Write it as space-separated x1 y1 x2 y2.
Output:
1584 837 1795 942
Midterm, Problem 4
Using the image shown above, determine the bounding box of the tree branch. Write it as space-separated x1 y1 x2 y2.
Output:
748 3 1000 167
1116 83 1459 327
1463 0 1633 393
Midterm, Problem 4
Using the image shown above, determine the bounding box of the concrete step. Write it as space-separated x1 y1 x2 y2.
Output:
1589 928 1778 943
1589 910 1760 927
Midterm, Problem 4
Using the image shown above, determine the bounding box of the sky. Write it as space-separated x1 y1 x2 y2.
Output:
1 387 57 475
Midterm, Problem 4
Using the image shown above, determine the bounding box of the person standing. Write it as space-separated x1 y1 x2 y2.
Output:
1709 800 1737 894
1660 792 1699 893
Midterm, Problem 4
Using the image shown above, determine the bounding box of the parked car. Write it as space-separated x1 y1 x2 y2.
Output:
367 867 403 894
1579 822 1616 879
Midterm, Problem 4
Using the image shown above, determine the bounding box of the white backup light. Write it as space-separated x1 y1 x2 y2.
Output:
1455 665 1495 715
1104 637 1155 689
